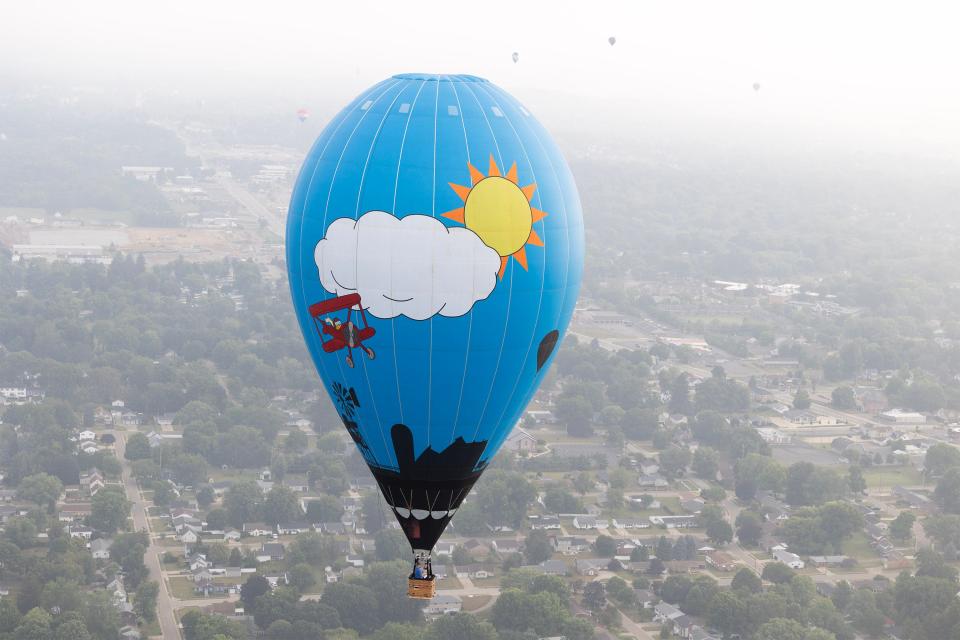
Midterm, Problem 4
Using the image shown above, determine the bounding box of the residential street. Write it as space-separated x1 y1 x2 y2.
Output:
116 432 182 640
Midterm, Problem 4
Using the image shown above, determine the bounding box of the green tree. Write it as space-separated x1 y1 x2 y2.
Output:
16 473 63 512
524 529 553 565
731 568 762 593
134 581 159 623
287 563 316 592
692 447 720 480
124 433 152 460
889 511 916 541
371 623 424 640
90 486 130 533
761 562 795 584
848 465 867 494
262 486 302 524
850 589 885 637
14 608 52 640
224 481 263 527
735 511 763 547
755 617 806 640
594 535 617 557
934 467 960 513
320 582 379 635
707 590 748 638
375 528 409 562
706 518 733 547
924 444 960 479
424 613 498 640
305 495 343 523
831 386 857 410
793 389 812 410
240 575 271 610
582 581 606 611
659 446 691 478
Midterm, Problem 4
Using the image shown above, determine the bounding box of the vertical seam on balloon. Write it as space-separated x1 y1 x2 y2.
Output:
309 80 403 468
477 92 574 462
427 78 440 447
292 80 388 464
461 81 511 446
387 79 427 432
344 81 409 440
471 82 548 462
448 77 476 444
351 82 409 468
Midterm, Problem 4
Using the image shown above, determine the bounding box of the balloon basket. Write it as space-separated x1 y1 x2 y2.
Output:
407 576 437 599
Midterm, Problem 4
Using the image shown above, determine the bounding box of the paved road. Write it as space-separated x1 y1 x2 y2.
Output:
216 177 285 239
116 432 181 640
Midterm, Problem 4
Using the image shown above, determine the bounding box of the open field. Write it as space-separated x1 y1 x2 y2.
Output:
864 466 924 487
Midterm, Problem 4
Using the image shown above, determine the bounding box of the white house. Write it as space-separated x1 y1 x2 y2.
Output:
90 538 112 559
772 549 805 569
504 428 537 453
78 430 96 441
424 594 462 619
572 516 609 530
180 529 199 544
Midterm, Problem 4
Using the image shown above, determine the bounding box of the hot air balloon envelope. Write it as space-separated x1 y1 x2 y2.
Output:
297 108 310 122
286 74 584 552
608 36 617 46
512 52 519 63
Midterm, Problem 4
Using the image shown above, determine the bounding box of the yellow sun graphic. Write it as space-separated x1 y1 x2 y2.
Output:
443 155 547 279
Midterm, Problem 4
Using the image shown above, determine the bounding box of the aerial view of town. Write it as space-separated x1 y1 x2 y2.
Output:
3 3 960 640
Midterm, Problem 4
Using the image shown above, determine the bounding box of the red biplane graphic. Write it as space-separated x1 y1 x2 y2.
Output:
309 293 376 368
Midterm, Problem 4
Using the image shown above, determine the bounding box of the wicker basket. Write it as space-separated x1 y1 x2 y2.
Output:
407 576 437 599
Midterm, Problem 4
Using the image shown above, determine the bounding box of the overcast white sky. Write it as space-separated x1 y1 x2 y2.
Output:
3 0 960 152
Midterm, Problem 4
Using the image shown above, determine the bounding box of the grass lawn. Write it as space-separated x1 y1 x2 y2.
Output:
438 576 463 590
461 595 493 612
139 619 161 638
864 466 924 488
842 532 882 566
168 577 202 600
473 576 501 588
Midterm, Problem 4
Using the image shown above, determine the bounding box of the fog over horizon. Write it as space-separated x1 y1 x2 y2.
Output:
3 0 960 159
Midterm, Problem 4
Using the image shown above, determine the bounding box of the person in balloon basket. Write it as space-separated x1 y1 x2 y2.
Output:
411 553 433 580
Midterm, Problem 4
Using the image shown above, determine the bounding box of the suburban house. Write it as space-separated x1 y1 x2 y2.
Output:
90 538 113 559
243 523 273 537
809 555 849 567
649 515 698 529
491 539 521 555
504 428 537 453
538 560 569 576
424 594 462 619
551 536 589 555
529 514 561 530
58 503 92 522
773 548 805 569
572 516 609 530
258 543 285 562
655 602 693 638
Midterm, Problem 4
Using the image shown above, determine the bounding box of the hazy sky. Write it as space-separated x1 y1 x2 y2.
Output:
3 0 960 152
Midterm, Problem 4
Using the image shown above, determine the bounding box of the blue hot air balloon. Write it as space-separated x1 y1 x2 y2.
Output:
286 73 583 594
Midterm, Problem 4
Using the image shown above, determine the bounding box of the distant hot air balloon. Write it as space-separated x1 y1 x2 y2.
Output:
512 52 519 63
753 82 761 92
297 108 310 123
287 74 583 598
608 36 617 46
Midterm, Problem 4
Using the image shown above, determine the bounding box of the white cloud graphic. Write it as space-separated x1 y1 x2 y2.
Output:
314 211 501 320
